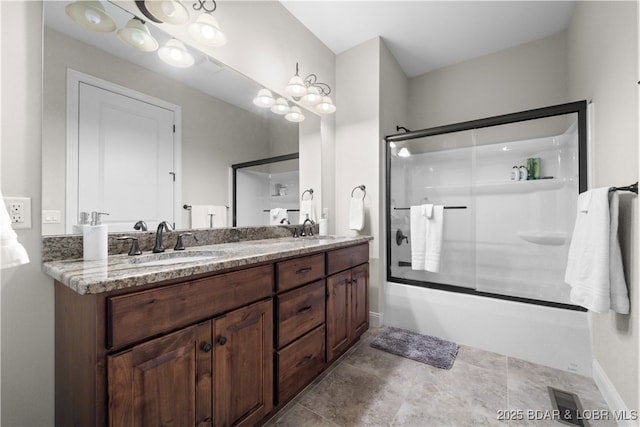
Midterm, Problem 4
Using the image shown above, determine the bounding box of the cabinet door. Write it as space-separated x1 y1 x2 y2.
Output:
350 264 369 340
107 321 213 427
326 270 351 361
213 299 273 427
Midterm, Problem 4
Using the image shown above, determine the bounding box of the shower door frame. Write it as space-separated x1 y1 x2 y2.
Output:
384 100 588 311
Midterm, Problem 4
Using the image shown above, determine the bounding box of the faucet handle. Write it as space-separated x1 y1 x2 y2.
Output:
117 236 142 256
174 232 196 251
133 220 148 231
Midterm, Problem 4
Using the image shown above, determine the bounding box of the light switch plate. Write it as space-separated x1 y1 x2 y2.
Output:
4 197 32 229
43 210 61 224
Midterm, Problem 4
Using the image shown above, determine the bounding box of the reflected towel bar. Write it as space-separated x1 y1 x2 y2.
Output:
262 209 300 212
183 204 229 210
609 182 638 194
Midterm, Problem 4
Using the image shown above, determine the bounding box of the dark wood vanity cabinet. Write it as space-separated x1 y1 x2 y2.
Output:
54 241 369 427
326 245 370 362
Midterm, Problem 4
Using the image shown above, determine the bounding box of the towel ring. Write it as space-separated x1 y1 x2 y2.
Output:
301 188 314 200
351 185 366 199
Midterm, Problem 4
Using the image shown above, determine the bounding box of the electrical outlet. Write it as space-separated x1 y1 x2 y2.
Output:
4 197 32 229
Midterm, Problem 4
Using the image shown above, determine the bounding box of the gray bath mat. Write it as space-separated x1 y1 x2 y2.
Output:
370 327 459 369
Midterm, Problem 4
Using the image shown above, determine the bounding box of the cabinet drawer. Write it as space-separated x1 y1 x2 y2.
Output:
276 325 325 404
107 264 273 349
276 253 325 292
326 243 369 275
277 280 325 348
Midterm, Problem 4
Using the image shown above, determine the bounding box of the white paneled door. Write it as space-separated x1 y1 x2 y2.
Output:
71 78 178 232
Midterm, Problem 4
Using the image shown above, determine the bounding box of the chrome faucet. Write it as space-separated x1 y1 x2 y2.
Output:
301 218 315 237
153 221 173 253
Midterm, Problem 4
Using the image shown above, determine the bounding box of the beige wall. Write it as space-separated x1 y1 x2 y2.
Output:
568 0 639 411
1 2 53 425
408 31 569 129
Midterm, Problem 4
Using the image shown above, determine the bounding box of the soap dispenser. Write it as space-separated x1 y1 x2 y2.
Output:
73 211 90 234
83 211 109 261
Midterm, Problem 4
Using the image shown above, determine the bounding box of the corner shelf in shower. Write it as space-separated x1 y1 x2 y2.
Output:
424 177 573 196
516 231 567 246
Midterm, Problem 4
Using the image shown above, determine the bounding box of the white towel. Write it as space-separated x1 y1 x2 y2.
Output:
209 205 227 228
425 206 444 272
270 208 288 225
349 197 365 231
299 200 316 224
410 204 444 272
0 191 29 269
191 205 215 228
410 205 428 270
564 188 629 314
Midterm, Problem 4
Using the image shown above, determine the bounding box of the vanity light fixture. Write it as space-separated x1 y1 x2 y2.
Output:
285 106 305 123
135 0 190 25
253 89 276 108
117 18 159 52
188 1 227 47
158 38 195 67
65 1 116 32
284 62 335 114
270 97 291 115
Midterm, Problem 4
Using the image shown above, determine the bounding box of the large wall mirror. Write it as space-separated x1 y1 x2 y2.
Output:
42 0 312 235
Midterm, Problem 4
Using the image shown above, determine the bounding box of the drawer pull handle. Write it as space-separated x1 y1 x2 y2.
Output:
297 306 312 315
218 336 227 346
296 355 313 368
296 267 313 275
201 342 213 352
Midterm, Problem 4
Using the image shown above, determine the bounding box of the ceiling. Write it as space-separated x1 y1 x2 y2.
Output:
280 1 577 78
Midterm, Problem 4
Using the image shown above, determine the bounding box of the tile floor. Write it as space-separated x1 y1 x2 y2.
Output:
265 327 615 427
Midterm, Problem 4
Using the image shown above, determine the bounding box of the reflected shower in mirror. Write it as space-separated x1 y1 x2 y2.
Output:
42 0 303 235
233 154 300 227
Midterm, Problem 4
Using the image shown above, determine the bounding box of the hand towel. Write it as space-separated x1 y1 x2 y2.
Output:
349 197 365 231
299 200 316 224
191 205 214 228
424 206 444 272
210 205 228 228
270 208 288 225
410 204 431 270
0 191 29 269
564 188 629 314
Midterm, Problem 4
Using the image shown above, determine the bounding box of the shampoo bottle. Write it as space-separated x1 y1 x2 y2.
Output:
83 211 109 261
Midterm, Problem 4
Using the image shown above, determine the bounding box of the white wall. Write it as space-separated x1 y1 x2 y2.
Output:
567 0 639 412
1 2 54 426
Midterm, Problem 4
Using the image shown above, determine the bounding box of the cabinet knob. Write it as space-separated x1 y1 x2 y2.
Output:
201 342 213 352
218 336 228 346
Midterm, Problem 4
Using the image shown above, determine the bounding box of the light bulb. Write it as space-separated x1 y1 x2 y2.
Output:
285 106 305 122
158 39 194 67
315 96 336 114
253 89 275 108
188 14 227 47
84 8 101 25
271 98 290 115
398 147 411 157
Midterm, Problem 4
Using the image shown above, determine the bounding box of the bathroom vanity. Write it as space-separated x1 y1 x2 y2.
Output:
44 234 370 426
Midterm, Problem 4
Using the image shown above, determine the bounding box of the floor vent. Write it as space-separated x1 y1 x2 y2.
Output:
548 386 589 427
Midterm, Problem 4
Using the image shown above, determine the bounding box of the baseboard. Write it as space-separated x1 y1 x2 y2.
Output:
592 359 638 426
369 311 383 328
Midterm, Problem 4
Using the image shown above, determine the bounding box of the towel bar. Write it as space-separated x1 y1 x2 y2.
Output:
394 206 467 210
183 204 229 210
609 182 638 194
262 209 300 212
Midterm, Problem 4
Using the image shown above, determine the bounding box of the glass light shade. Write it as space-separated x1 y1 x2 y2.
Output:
397 147 411 157
65 1 116 32
188 14 227 47
315 96 336 114
117 18 159 52
158 39 194 68
253 89 275 108
270 98 290 115
301 86 322 106
144 0 190 24
284 75 307 98
285 106 305 123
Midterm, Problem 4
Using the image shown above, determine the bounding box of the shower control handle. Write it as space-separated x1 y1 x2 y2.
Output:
396 229 409 246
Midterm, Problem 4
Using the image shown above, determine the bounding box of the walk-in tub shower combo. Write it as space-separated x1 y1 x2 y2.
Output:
386 101 588 309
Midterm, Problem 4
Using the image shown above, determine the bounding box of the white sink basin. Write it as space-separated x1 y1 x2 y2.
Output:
129 250 222 267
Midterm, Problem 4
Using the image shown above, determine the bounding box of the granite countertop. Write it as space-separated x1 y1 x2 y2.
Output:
43 235 372 295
